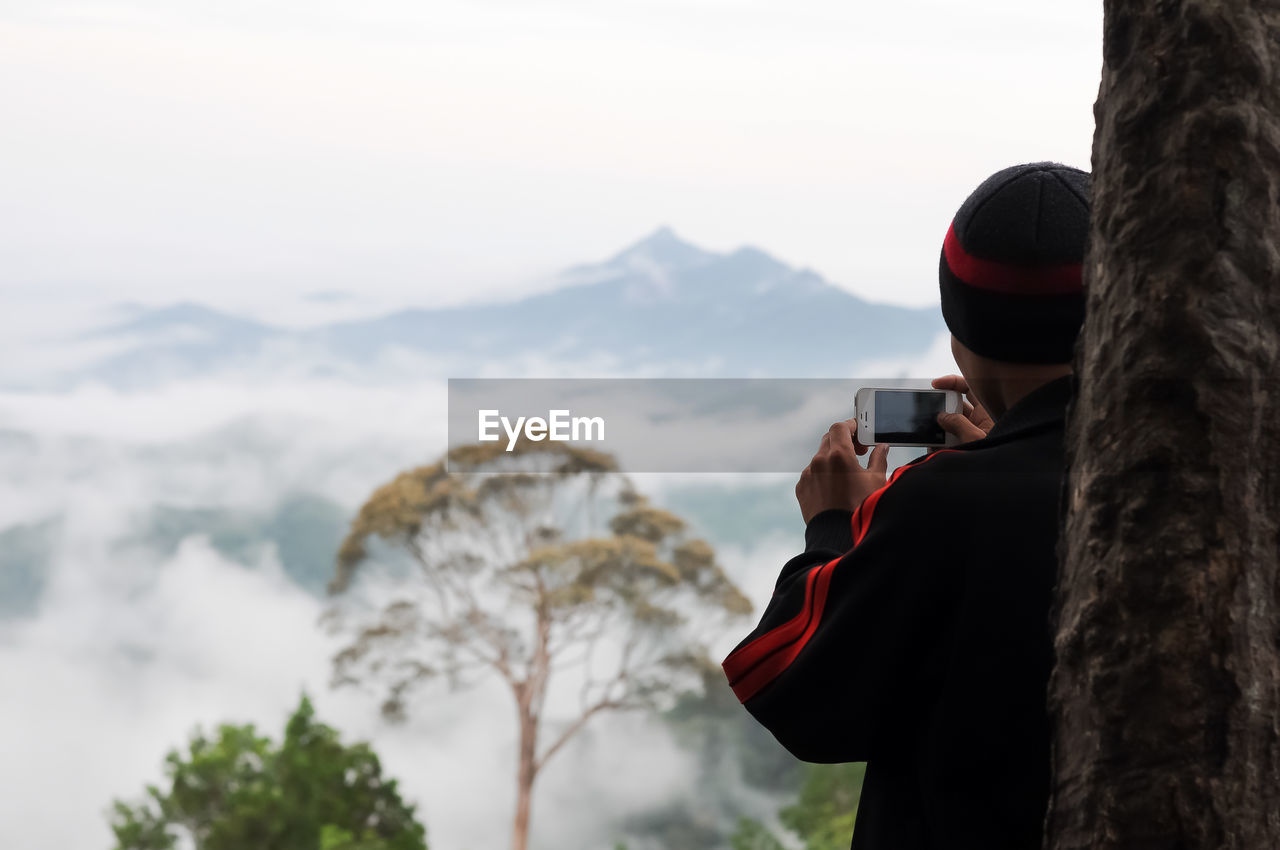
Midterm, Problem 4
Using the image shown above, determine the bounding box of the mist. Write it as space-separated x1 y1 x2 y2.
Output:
0 289 889 849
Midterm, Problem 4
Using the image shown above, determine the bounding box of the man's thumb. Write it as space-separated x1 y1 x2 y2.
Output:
868 443 890 474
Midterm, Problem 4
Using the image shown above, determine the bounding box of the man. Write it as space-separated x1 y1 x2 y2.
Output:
723 162 1090 849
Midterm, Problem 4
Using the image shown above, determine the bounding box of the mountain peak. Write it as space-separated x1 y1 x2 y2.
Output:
645 224 678 241
607 226 714 271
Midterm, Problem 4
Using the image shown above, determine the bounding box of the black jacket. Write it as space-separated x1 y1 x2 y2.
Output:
722 375 1074 850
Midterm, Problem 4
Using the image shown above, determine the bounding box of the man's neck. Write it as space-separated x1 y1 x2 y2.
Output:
985 367 1074 420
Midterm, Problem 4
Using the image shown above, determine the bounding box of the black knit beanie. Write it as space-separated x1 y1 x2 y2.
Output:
939 162 1091 364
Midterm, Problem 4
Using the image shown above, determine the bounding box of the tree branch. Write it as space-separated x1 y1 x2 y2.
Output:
533 696 627 774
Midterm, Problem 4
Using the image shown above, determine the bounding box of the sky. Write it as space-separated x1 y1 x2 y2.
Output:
0 0 1101 316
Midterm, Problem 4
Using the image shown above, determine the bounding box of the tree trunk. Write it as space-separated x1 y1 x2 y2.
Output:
512 703 538 850
1048 2 1280 848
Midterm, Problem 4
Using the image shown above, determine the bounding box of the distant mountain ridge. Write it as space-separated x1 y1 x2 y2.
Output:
76 229 945 387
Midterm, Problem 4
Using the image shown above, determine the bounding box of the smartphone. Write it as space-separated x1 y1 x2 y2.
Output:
854 387 963 447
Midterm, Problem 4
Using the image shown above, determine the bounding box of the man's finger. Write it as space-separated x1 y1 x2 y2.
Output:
840 417 870 455
931 374 971 395
937 411 987 442
828 420 854 448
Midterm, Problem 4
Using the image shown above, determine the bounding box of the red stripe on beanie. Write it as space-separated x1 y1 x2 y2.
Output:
943 221 1083 295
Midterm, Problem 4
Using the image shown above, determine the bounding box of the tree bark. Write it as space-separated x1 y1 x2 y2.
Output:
1048 2 1280 848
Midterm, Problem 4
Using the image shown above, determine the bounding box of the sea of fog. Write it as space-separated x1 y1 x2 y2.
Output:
0 288 954 850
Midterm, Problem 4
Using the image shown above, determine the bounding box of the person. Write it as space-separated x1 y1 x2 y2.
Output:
722 162 1090 850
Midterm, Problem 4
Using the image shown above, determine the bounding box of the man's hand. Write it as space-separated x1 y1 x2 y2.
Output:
930 374 993 446
796 420 891 524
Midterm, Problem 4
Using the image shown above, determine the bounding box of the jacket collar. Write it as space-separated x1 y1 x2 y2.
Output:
983 373 1075 441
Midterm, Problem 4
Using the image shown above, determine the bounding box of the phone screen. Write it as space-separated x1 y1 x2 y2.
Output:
874 390 947 444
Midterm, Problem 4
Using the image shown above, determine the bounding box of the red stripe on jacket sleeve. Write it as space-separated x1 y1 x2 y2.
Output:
722 563 827 684
851 455 921 544
728 555 839 702
723 449 961 703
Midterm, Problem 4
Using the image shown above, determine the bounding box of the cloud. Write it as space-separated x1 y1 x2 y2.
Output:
0 537 333 849
0 441 709 850
0 360 760 850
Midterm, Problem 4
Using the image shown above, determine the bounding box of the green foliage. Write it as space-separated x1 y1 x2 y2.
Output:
779 763 864 850
319 824 410 850
109 695 427 850
730 762 865 850
729 817 788 850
